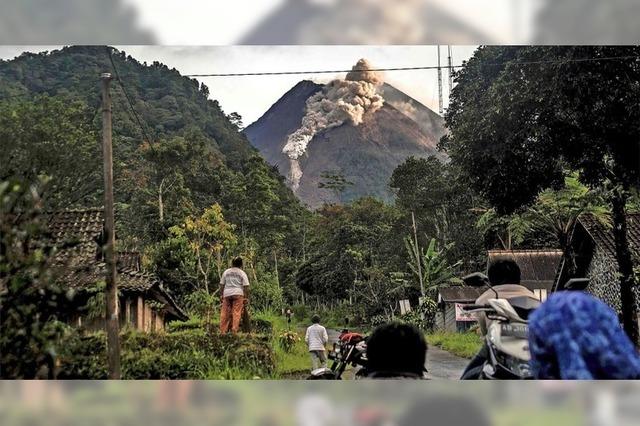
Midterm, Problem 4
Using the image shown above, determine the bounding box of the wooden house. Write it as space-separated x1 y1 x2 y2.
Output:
554 213 640 315
435 286 487 332
46 208 187 332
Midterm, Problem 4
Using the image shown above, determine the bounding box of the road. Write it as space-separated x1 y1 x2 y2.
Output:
425 346 469 380
327 329 468 380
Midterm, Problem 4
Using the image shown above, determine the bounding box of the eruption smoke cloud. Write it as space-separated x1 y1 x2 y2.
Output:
283 59 385 192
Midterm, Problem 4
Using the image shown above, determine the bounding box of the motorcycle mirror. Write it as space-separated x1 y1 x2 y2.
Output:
564 278 589 291
463 272 499 299
462 272 489 287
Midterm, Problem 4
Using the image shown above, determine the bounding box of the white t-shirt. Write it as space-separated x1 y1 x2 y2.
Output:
305 324 328 351
220 267 250 298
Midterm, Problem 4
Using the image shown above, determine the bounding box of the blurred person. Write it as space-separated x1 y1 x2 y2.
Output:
219 257 250 334
397 395 490 426
529 291 640 379
306 314 329 371
295 392 335 426
366 322 427 379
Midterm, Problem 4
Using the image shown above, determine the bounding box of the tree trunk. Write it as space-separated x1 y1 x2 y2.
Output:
158 178 165 224
611 189 639 346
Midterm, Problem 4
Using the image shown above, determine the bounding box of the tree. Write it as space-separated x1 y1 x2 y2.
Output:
318 170 354 202
404 236 462 298
0 96 101 210
0 179 74 378
443 46 640 343
390 156 485 271
168 204 237 294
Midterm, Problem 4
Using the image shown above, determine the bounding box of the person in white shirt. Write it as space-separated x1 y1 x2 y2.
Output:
219 257 250 333
305 315 329 371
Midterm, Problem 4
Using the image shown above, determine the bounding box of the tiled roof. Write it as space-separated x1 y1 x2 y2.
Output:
42 208 187 320
578 213 640 261
488 249 563 291
439 286 488 302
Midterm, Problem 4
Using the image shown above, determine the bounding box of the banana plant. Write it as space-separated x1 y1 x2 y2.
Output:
405 236 462 298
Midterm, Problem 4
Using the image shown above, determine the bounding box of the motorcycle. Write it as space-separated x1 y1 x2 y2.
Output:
307 329 369 379
460 272 541 380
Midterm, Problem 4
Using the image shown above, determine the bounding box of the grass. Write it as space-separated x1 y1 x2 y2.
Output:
426 331 483 359
253 310 311 378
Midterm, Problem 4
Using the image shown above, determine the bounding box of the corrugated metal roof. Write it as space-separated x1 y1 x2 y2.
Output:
438 286 488 302
488 249 563 291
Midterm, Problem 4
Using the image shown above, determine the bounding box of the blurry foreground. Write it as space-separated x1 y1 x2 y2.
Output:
3 0 640 44
2 381 640 426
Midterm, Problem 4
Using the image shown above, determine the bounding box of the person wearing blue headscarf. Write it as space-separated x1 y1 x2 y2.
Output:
528 291 640 379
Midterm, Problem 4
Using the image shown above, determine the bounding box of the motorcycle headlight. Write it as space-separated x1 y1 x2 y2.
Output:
494 350 532 378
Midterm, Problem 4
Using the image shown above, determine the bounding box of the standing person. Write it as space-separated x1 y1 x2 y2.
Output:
285 308 293 329
305 315 329 371
219 257 250 334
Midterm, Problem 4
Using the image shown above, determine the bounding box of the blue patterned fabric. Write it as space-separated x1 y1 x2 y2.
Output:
528 291 640 379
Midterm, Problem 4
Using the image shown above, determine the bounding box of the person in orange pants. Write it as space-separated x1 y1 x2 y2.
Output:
219 257 250 333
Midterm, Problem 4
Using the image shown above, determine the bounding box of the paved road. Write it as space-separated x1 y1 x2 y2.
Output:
327 329 468 380
425 346 469 380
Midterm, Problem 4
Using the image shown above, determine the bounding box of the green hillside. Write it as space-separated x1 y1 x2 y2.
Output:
0 46 307 253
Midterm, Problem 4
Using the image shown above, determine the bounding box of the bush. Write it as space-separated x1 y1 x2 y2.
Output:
370 314 388 328
57 328 276 379
251 317 273 335
251 272 284 312
278 331 300 353
167 318 204 332
292 304 309 322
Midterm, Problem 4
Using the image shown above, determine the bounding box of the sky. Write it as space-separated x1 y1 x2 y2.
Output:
0 45 478 125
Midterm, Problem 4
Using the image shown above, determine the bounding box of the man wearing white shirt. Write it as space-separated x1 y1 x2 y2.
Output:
305 315 329 371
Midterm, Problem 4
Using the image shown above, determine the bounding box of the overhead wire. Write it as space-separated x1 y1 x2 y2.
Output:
106 47 157 153
184 55 640 77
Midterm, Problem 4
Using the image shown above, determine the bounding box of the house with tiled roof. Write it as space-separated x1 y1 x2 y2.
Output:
554 213 640 314
45 208 187 332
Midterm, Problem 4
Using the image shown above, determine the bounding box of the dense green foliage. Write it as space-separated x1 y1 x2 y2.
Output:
0 180 75 378
58 328 275 379
444 45 640 343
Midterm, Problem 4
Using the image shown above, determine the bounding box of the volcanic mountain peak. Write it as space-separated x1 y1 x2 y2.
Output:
244 78 447 209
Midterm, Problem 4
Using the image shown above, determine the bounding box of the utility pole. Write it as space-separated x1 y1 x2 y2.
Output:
447 45 454 97
101 73 120 379
412 211 424 297
437 45 444 115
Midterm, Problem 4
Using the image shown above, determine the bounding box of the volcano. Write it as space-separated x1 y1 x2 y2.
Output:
244 79 447 208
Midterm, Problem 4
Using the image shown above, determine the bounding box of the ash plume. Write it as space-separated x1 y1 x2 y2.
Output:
283 59 384 191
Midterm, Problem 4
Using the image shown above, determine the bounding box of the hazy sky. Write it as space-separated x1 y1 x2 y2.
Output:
0 45 478 125
122 0 533 44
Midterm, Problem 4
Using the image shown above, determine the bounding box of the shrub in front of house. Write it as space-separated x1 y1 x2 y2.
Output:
57 328 276 379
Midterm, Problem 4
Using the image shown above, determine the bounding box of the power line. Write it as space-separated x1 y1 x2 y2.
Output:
106 48 156 151
184 55 640 78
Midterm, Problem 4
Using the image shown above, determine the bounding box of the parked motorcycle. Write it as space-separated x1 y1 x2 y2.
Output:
460 272 541 380
307 329 368 379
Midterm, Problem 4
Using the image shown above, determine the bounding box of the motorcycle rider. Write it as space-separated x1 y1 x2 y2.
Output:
460 258 537 379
